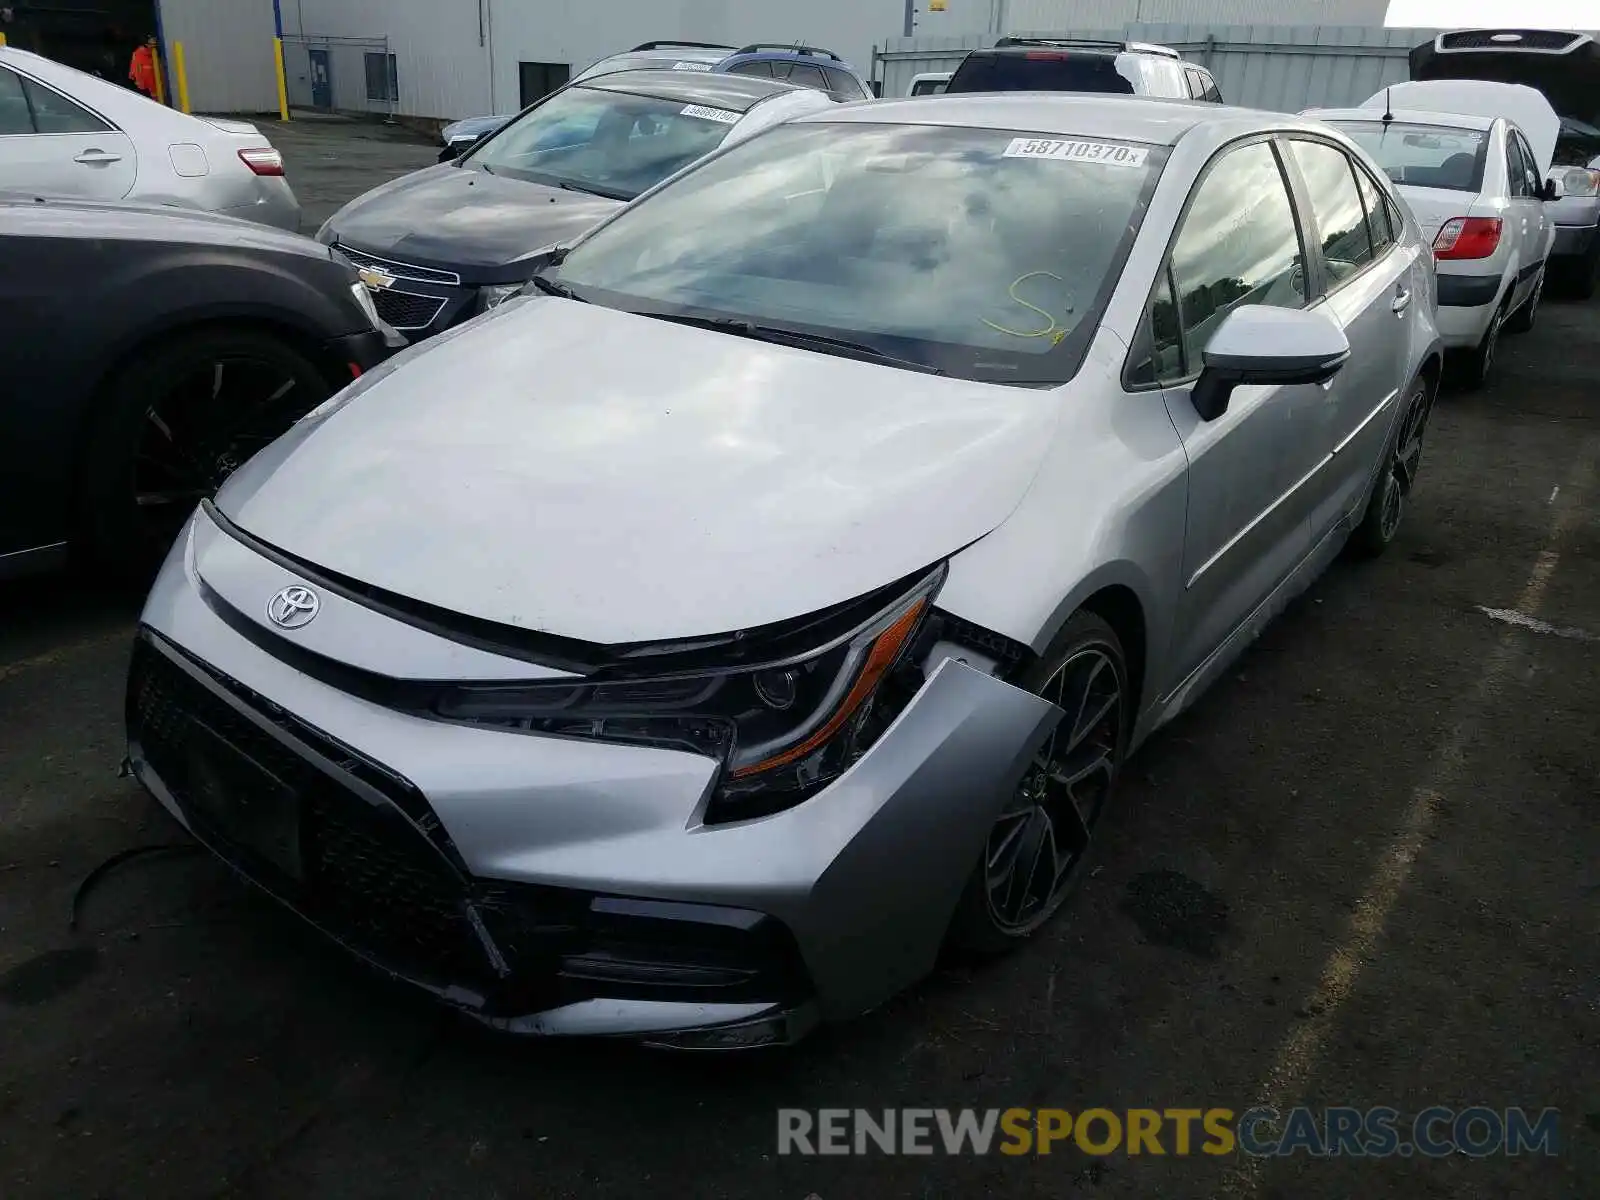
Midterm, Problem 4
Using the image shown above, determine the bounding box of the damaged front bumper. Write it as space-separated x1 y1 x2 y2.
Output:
127 509 1061 1044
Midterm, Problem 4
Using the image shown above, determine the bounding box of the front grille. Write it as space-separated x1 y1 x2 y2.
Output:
337 245 461 286
371 289 449 331
127 633 815 1018
1439 29 1583 52
128 636 495 992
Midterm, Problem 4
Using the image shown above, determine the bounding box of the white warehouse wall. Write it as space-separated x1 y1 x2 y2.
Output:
484 0 909 115
284 0 493 119
292 0 912 119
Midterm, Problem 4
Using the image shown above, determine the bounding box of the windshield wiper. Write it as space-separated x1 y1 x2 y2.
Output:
555 179 633 202
636 312 946 376
529 275 585 302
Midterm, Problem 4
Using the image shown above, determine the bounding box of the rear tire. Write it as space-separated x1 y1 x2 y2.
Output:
1349 374 1433 560
946 611 1129 956
1458 296 1508 391
77 327 334 581
1504 268 1543 334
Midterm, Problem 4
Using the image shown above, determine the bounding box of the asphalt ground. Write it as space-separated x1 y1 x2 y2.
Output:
1 119 1596 1199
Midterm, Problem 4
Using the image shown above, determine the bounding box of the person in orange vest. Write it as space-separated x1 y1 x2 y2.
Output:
129 37 159 98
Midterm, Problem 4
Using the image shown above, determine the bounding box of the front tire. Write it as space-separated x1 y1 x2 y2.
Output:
946 611 1130 955
77 327 335 580
1349 374 1433 559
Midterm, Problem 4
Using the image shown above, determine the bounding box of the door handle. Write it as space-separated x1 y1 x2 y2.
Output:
73 149 122 165
1391 287 1412 314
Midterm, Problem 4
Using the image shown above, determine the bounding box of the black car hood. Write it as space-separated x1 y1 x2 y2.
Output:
322 164 622 282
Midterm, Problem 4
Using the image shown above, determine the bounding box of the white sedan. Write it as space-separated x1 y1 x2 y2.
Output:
1312 80 1559 388
0 46 300 230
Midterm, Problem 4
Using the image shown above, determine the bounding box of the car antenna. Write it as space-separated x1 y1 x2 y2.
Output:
1381 86 1394 126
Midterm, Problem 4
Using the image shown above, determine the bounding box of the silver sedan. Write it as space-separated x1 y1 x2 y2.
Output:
0 46 300 230
127 95 1442 1048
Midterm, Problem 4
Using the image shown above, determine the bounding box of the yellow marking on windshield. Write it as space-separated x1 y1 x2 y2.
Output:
982 271 1070 344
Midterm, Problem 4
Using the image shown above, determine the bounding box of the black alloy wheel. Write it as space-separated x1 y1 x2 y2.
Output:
947 611 1129 953
1350 375 1433 559
79 328 335 579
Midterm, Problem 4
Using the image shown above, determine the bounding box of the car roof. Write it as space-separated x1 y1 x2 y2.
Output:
980 38 1182 60
1312 106 1496 132
798 93 1293 145
722 49 859 71
580 69 803 112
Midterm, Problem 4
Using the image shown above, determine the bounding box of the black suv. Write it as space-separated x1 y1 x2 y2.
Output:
946 37 1223 103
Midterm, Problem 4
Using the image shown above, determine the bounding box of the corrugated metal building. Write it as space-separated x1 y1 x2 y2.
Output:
878 23 1439 112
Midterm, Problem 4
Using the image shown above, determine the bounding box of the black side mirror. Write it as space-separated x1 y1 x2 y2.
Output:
1538 178 1560 202
1190 306 1352 422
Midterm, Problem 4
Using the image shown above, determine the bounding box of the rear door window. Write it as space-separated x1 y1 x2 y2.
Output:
783 63 829 90
948 51 1135 95
1184 68 1209 100
1512 130 1544 194
1504 130 1532 197
19 76 111 133
821 66 870 100
0 67 32 135
1288 139 1375 287
1353 167 1396 254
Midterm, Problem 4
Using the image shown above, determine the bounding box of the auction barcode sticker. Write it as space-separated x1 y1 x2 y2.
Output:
673 61 714 71
1002 138 1149 167
681 104 741 124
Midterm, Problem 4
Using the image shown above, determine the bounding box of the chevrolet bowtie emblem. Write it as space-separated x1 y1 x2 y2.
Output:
357 265 396 291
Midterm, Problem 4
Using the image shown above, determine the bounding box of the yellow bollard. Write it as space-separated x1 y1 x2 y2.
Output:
151 45 168 106
273 37 290 121
172 41 191 113
0 32 7 46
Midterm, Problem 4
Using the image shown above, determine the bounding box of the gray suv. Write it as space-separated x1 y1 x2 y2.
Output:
946 37 1222 103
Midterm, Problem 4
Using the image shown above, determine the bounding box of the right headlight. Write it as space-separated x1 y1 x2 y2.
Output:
1560 167 1600 198
435 568 945 821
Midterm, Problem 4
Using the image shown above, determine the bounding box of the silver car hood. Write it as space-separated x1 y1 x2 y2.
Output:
214 298 1059 645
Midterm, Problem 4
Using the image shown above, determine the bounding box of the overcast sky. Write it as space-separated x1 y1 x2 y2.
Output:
1386 0 1597 27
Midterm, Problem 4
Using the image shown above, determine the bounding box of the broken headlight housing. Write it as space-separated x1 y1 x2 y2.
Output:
434 568 944 820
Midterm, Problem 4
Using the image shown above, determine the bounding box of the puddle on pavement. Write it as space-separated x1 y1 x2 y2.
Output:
1120 869 1231 958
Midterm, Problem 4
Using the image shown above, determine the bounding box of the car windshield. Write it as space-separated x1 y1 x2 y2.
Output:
1333 121 1488 192
463 86 740 200
547 122 1167 386
1555 115 1600 166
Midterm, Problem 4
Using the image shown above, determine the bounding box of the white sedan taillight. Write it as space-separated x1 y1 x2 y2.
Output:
237 147 285 177
1432 217 1502 260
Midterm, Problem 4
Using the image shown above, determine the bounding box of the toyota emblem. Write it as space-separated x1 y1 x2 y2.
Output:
267 585 320 629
